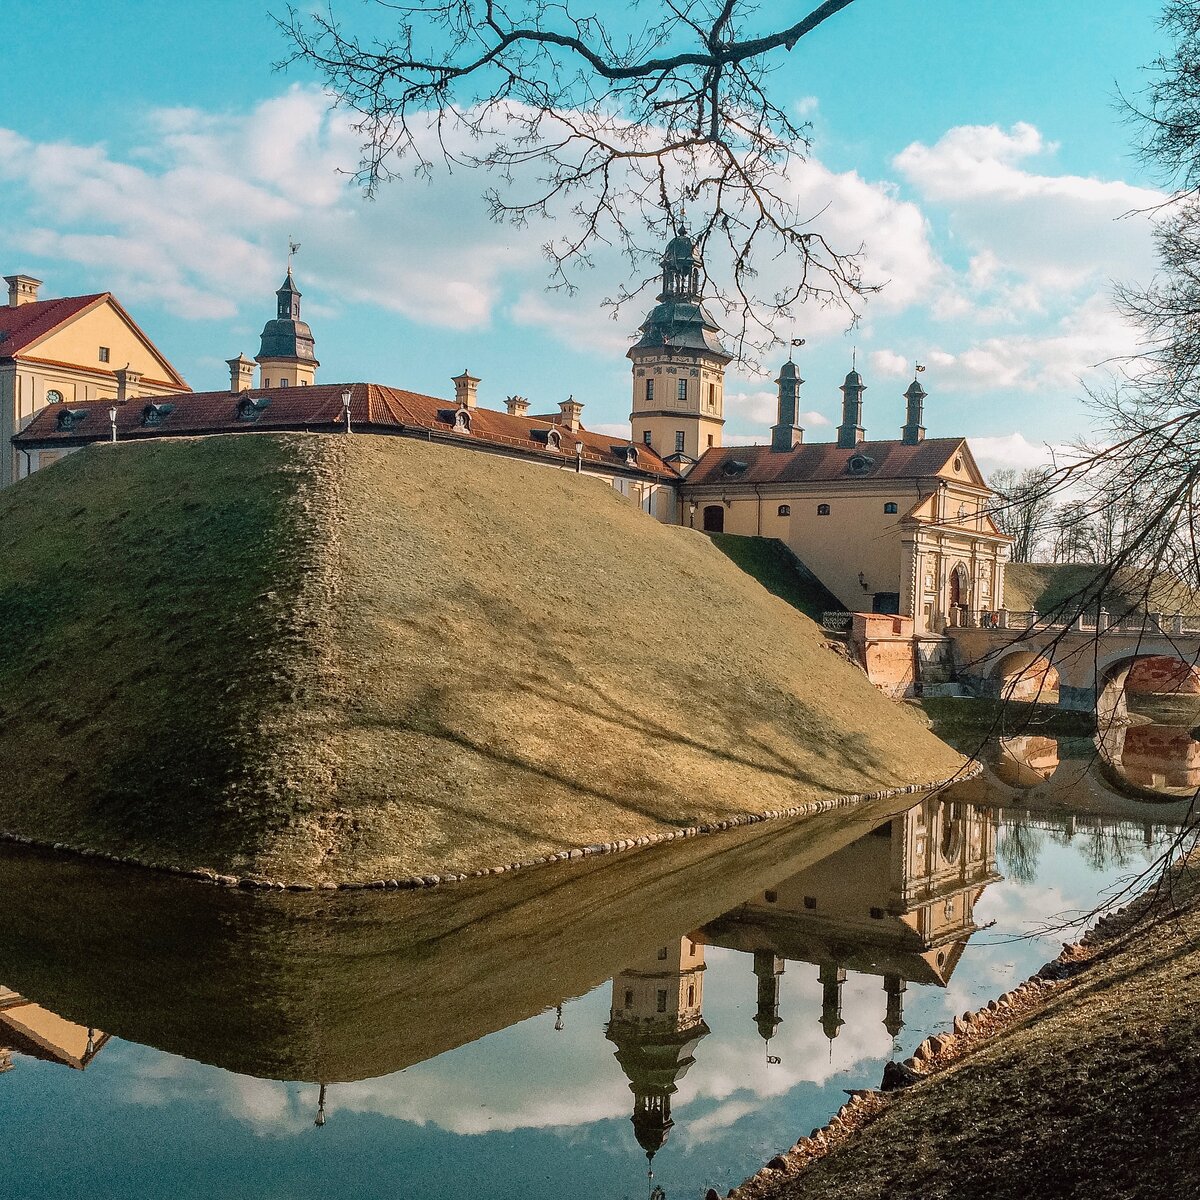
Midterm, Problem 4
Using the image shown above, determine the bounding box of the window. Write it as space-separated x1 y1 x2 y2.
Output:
656 989 668 1013
642 430 652 445
777 504 790 517
98 346 110 363
624 989 634 1009
280 378 290 387
817 503 831 516
657 946 669 960
677 378 688 402
645 378 654 402
848 453 874 475
708 382 716 407
803 895 817 910
687 984 695 1006
674 430 685 453
706 434 714 448
884 502 898 514
263 378 270 387
45 389 63 405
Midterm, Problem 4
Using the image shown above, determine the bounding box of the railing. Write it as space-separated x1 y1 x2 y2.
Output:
950 608 1200 636
822 611 853 632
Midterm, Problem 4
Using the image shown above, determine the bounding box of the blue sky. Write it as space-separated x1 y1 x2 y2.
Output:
0 2 1173 472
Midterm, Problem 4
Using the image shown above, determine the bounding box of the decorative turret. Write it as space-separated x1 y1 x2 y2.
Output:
628 230 732 462
753 949 785 1043
770 360 805 452
901 377 926 445
818 962 847 1041
836 368 866 449
256 266 318 387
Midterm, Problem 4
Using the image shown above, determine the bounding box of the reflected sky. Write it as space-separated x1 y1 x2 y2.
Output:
0 744 1189 1200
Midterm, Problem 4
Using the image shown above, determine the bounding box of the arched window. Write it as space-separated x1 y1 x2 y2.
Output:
45 389 64 405
817 503 831 516
777 504 791 516
884 502 898 514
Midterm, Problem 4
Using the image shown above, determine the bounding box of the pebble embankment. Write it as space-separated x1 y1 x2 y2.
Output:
0 765 979 892
715 884 1161 1200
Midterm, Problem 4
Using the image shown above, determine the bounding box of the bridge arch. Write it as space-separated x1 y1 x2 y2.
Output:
1090 642 1200 726
988 645 1061 702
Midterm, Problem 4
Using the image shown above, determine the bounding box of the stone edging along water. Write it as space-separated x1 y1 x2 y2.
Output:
0 763 981 892
716 882 1156 1200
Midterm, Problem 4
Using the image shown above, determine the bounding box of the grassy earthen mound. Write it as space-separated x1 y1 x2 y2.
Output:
0 434 962 884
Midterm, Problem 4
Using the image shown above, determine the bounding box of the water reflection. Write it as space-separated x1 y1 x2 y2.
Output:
0 755 1188 1200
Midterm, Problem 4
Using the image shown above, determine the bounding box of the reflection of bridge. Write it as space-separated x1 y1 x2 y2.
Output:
949 609 1200 721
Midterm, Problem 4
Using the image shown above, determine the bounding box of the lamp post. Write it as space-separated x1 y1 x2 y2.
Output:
688 501 697 528
108 405 118 444
574 439 583 473
340 388 352 434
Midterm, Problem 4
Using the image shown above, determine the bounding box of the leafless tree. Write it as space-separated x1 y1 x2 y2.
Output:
278 0 871 357
987 467 1056 564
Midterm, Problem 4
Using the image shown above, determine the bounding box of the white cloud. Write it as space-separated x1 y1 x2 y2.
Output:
966 432 1061 475
870 349 909 377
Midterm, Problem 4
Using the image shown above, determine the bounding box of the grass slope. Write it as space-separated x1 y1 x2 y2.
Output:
0 434 963 883
709 534 843 622
1005 561 1198 616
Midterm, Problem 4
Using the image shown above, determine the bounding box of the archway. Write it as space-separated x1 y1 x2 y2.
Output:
1125 655 1200 697
949 563 970 613
1095 649 1200 728
702 504 725 533
992 649 1060 703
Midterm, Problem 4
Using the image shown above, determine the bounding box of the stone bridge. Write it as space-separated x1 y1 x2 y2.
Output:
947 608 1200 722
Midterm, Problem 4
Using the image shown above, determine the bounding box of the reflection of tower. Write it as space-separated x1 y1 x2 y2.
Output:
883 973 906 1040
752 950 784 1048
0 986 108 1072
606 937 709 1166
818 962 846 1042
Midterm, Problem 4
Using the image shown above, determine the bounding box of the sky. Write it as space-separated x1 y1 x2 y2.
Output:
0 1 1175 475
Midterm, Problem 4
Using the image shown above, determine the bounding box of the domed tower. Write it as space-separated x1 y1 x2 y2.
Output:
752 949 785 1048
256 266 318 388
628 231 732 466
606 938 710 1168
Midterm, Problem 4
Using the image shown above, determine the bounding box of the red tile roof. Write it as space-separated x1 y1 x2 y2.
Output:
682 438 970 487
0 294 105 357
13 382 679 479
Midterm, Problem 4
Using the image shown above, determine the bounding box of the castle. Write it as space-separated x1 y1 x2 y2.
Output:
6 236 1009 661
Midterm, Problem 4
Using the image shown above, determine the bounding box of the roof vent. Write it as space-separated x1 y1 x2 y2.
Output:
236 395 271 422
847 453 875 475
142 402 175 427
721 459 749 477
56 408 89 432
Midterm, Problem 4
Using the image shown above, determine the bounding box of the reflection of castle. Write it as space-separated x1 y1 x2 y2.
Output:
0 985 108 1073
993 736 1059 789
605 938 709 1167
703 797 1000 1043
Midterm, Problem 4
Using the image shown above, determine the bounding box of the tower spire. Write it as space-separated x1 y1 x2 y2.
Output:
836 366 866 449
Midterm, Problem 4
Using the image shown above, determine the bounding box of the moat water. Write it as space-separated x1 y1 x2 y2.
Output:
1 721 1196 1200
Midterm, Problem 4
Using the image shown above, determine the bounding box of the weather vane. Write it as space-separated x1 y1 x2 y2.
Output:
915 360 926 374
788 336 805 362
288 237 301 269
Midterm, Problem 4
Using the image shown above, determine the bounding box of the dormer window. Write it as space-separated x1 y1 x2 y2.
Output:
847 453 875 475
721 459 749 478
546 427 562 451
817 503 831 516
45 389 64 405
56 408 88 432
622 445 639 466
236 395 271 422
142 402 175 427
453 407 472 433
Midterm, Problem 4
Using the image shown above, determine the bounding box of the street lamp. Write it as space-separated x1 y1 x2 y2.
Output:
574 439 584 472
340 388 352 434
108 405 118 443
688 500 697 528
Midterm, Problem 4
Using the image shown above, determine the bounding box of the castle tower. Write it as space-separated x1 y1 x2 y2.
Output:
628 232 732 465
770 360 805 452
818 962 846 1041
901 377 926 445
606 937 709 1167
256 266 319 388
836 368 866 449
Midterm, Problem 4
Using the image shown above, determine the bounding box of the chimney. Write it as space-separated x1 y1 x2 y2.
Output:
115 364 142 403
557 395 584 433
4 275 42 307
770 360 805 452
505 395 530 417
452 369 480 409
836 368 866 449
227 354 256 393
901 377 927 445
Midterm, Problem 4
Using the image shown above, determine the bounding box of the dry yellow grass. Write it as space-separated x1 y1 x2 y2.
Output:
0 433 963 883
